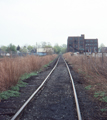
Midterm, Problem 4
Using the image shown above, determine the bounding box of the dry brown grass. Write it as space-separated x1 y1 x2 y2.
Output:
0 54 57 91
63 52 107 93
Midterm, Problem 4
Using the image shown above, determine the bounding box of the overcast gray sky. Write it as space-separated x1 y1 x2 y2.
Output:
0 0 107 47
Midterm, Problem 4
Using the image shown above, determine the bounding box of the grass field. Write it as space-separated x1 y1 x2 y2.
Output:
63 52 107 106
0 54 57 92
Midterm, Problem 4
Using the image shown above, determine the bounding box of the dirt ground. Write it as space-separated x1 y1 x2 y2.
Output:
0 56 106 120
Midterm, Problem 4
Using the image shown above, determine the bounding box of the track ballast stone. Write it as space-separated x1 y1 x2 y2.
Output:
20 57 77 120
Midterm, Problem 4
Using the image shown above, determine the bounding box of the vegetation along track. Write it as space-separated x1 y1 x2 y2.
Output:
10 56 82 120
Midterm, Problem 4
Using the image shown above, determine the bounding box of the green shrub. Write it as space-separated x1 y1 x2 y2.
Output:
0 80 28 100
94 91 105 98
100 96 107 102
20 72 37 80
85 85 92 90
0 90 20 100
100 108 107 112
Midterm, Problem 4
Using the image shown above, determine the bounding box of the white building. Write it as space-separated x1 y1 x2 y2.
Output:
37 48 54 55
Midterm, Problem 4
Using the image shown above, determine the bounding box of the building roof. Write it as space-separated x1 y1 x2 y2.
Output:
68 34 85 38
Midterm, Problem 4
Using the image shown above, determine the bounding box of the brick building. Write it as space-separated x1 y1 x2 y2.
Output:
67 34 98 53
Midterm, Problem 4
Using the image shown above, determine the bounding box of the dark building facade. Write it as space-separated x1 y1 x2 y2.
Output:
67 34 98 53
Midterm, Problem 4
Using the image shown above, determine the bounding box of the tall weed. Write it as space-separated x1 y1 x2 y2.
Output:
63 52 107 93
0 54 57 91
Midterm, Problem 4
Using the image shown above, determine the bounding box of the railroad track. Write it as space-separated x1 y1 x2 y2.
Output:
11 56 82 120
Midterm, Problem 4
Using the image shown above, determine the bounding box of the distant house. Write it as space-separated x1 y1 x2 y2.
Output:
101 47 107 53
37 48 54 56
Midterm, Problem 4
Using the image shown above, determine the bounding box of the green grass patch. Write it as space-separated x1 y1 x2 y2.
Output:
11 80 28 91
0 80 28 100
43 64 48 68
94 91 107 103
0 90 20 100
85 85 92 90
20 72 37 80
100 96 107 102
100 108 107 112
94 91 105 98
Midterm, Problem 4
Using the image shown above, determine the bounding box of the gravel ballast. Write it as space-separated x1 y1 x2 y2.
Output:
20 57 77 120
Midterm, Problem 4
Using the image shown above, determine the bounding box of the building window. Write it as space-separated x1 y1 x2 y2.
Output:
75 37 78 40
69 38 72 40
74 45 78 48
90 40 93 42
74 40 78 43
94 40 97 42
94 47 97 52
79 40 83 44
86 40 90 43
94 43 97 46
80 37 83 40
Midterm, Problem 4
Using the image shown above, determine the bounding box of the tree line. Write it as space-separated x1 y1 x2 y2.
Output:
0 42 67 54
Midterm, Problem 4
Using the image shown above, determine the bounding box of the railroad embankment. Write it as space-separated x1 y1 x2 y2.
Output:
63 52 107 118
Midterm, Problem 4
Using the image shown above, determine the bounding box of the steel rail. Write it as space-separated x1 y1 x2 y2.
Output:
63 57 82 120
11 57 60 120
